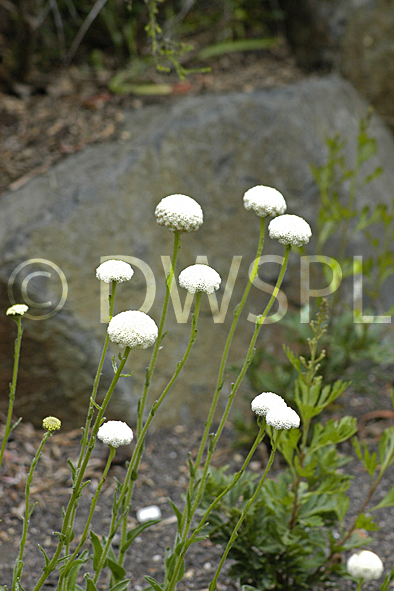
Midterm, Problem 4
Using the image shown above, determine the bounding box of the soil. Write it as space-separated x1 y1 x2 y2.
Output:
0 40 304 195
1 379 394 591
1 39 394 591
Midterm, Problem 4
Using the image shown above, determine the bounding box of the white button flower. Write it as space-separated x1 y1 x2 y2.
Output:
97 420 134 448
155 194 203 233
243 185 287 218
96 260 134 283
6 304 29 316
178 264 221 294
347 550 384 581
108 310 158 349
268 214 312 247
265 406 300 430
251 392 288 417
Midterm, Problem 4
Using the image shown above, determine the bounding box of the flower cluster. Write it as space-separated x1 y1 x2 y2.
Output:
179 264 221 294
243 185 287 218
97 421 134 448
42 416 61 432
268 214 312 247
6 304 29 316
155 194 203 233
96 260 134 283
347 550 384 581
107 310 158 349
251 392 300 430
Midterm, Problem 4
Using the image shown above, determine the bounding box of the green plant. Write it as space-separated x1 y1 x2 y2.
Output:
201 302 394 590
245 112 394 408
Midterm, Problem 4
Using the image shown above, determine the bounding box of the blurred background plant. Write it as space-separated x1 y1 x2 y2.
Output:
236 113 394 443
0 0 284 85
201 304 394 590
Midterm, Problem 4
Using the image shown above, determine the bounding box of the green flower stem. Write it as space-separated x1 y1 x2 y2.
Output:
178 217 266 539
0 315 24 473
167 420 266 591
180 243 291 541
137 231 181 439
67 282 117 559
192 217 266 476
355 578 364 591
58 446 116 587
93 293 202 583
77 281 117 471
13 429 52 590
32 348 131 591
208 430 282 591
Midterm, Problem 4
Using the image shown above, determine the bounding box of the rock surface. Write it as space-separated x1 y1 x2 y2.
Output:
280 0 394 128
1 75 394 428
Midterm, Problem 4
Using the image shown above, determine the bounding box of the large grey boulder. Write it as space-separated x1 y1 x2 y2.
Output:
280 0 394 128
1 75 394 429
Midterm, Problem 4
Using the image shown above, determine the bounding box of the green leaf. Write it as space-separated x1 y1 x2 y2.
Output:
37 544 50 568
168 498 182 528
144 576 165 591
90 531 103 571
84 575 98 591
370 483 394 511
108 580 131 591
354 513 379 531
67 458 76 481
66 550 89 590
106 558 126 582
197 37 278 60
351 437 378 478
120 519 161 553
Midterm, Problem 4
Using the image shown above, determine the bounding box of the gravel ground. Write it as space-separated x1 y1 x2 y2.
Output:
1 385 394 591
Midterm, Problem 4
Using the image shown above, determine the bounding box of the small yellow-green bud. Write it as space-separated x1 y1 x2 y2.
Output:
43 416 61 432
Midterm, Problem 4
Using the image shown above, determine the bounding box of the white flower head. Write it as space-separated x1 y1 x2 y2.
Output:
108 310 158 349
243 185 287 218
178 264 221 294
6 304 29 316
155 194 203 233
268 214 312 247
266 406 300 430
347 550 384 581
96 260 134 283
97 420 134 448
251 392 287 417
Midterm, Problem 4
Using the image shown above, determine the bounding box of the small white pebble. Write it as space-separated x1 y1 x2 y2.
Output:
136 505 162 523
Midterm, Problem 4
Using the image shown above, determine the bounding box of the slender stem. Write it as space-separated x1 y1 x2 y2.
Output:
193 217 266 475
137 231 181 438
167 421 266 591
355 578 364 591
121 291 201 562
58 446 116 586
13 430 52 590
92 292 201 580
178 217 266 539
32 348 131 591
78 281 117 471
184 244 291 536
0 316 24 472
65 282 117 560
169 244 291 591
208 431 281 591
